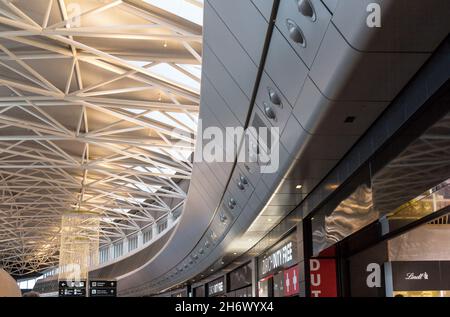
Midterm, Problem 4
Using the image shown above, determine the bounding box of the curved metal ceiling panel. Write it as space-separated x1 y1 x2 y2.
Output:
114 0 450 295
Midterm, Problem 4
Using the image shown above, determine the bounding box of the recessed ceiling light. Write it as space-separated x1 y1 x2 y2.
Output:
233 252 237 255
296 184 303 189
268 218 272 222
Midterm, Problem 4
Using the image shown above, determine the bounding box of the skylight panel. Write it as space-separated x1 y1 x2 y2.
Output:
178 64 202 79
168 112 197 131
145 111 179 128
145 166 176 176
144 0 204 26
149 63 201 92
128 60 153 68
164 148 193 161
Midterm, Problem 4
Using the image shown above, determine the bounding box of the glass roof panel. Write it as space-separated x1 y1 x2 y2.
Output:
144 0 204 26
178 64 202 79
149 63 201 92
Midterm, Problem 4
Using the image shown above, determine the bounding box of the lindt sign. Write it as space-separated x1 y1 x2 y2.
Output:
391 261 442 292
405 272 429 280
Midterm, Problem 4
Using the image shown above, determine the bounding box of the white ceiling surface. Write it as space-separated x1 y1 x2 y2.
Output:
0 0 203 276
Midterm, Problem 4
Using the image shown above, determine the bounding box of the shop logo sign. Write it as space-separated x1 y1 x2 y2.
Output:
261 242 293 275
208 281 224 295
366 263 381 288
405 272 429 280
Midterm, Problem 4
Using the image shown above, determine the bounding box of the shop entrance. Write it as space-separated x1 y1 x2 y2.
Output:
304 87 450 297
339 206 450 297
388 210 450 297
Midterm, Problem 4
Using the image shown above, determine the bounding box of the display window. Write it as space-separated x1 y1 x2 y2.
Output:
273 271 284 297
226 262 253 297
258 275 273 298
227 286 252 297
306 105 450 298
342 209 450 297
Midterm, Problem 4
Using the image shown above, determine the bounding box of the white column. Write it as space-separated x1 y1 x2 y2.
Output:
137 231 143 247
167 212 174 227
123 237 129 254
109 243 114 260
152 222 158 239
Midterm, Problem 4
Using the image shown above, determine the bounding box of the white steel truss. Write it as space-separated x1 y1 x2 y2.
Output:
0 0 202 276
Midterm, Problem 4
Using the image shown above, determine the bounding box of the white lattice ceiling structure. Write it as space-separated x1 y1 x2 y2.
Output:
0 0 203 276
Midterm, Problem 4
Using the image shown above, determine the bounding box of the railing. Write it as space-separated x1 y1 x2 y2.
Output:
38 203 184 279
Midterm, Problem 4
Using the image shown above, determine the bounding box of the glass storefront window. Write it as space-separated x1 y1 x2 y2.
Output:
343 209 450 297
273 271 284 297
228 262 252 293
312 110 450 256
232 286 252 297
258 276 271 297
384 179 450 234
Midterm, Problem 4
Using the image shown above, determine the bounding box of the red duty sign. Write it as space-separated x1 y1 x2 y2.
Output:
310 259 338 297
284 265 299 296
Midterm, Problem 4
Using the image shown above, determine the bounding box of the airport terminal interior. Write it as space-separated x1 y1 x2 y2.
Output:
0 0 449 298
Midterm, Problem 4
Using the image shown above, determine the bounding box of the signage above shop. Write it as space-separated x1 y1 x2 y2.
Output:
261 242 294 276
208 277 225 296
404 272 429 280
310 259 337 297
391 261 444 291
